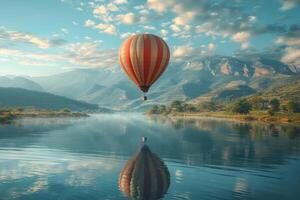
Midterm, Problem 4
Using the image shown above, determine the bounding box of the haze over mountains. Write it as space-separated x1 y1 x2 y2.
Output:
0 87 98 111
1 55 299 111
0 76 44 92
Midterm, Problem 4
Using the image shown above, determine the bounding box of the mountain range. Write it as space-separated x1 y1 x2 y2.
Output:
0 87 98 111
1 55 299 111
0 76 44 91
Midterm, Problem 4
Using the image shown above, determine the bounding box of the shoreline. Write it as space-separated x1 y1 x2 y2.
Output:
0 111 89 124
149 111 300 124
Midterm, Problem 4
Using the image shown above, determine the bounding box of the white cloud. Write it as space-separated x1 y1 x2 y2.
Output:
61 28 69 34
280 0 299 10
85 20 117 35
0 47 59 64
95 23 117 35
93 5 107 15
138 9 149 15
118 12 137 24
93 3 119 20
85 19 95 27
170 24 181 33
114 0 128 5
120 32 135 39
0 48 22 56
207 43 216 53
232 31 251 43
19 60 56 67
195 22 229 38
76 7 83 11
184 25 191 32
65 42 100 57
276 36 300 46
173 45 195 59
232 31 251 49
172 11 196 26
241 42 250 49
276 33 300 65
161 29 168 37
143 25 155 30
281 47 300 65
184 61 204 70
64 42 118 69
0 41 117 70
0 28 51 49
248 16 257 22
107 3 119 11
147 0 170 12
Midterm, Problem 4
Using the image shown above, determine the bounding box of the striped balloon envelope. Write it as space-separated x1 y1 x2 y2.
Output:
119 144 170 200
119 34 170 100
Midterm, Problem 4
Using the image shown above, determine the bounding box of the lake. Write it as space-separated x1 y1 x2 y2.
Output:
0 114 300 200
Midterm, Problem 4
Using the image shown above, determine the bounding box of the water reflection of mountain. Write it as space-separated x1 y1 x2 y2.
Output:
0 118 80 135
1 114 299 170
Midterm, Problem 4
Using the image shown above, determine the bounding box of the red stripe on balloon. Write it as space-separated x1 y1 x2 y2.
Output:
155 40 170 81
149 36 163 84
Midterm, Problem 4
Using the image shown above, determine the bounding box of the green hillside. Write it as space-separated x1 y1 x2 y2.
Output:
147 79 300 123
0 87 98 111
252 80 300 101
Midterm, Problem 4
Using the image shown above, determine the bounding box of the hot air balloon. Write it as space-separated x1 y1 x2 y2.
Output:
119 137 170 200
119 34 170 100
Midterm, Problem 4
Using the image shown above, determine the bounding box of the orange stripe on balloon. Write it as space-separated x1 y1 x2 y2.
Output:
119 41 131 81
119 45 135 85
121 36 139 86
136 35 144 85
150 40 169 85
146 35 158 85
143 34 151 86
130 35 143 84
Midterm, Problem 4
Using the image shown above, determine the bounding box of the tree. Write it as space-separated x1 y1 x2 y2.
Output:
183 103 196 112
148 105 159 114
231 99 252 114
170 100 184 112
201 102 217 111
287 101 300 113
158 105 168 114
251 97 267 110
267 109 275 116
269 99 280 112
15 107 24 112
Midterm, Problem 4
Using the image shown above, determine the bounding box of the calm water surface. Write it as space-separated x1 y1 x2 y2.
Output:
0 114 300 200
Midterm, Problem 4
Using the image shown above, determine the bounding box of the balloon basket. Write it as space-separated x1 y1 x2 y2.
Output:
143 95 148 101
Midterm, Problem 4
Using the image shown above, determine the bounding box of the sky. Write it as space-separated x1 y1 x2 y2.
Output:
0 0 299 76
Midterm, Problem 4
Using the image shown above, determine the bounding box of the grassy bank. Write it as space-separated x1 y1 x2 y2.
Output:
166 111 300 124
0 109 88 123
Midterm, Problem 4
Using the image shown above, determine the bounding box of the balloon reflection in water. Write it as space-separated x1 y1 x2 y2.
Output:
119 140 170 200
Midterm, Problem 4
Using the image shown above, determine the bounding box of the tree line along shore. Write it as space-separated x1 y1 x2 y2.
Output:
0 107 88 124
147 98 300 124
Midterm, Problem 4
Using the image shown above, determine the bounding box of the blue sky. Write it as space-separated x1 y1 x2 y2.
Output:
0 0 299 76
